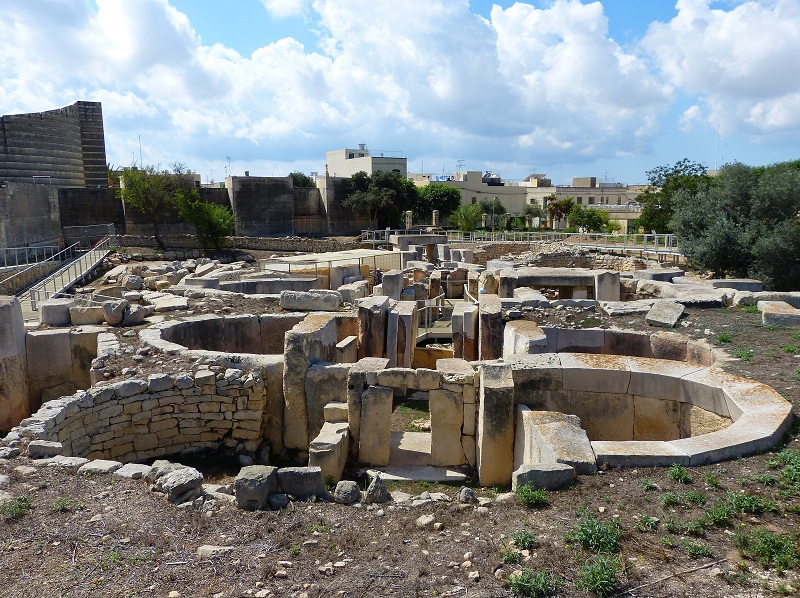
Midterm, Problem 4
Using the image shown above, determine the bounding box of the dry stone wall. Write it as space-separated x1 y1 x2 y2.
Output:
7 368 269 463
117 234 358 254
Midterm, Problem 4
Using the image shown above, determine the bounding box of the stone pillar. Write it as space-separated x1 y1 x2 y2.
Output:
386 301 418 368
305 363 350 444
359 385 393 466
452 301 478 360
477 364 515 486
498 268 518 298
481 213 487 228
357 296 389 359
430 388 465 466
381 269 404 301
282 314 338 451
503 321 547 357
0 296 29 431
346 357 389 458
479 294 503 361
405 210 413 230
432 210 439 227
594 270 621 301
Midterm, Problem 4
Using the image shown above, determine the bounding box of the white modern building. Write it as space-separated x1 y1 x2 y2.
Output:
325 144 407 179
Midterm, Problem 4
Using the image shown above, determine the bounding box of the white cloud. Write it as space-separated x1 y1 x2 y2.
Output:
642 0 800 138
260 0 309 19
679 105 702 132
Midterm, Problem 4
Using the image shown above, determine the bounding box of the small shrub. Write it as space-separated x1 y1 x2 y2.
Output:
511 528 537 550
702 501 736 526
682 490 707 506
716 332 733 344
51 497 83 513
659 491 682 509
566 513 623 554
641 478 657 492
288 546 300 557
501 548 522 565
681 539 713 558
743 304 760 314
508 568 561 597
576 555 620 597
735 529 799 571
781 344 798 354
733 349 754 361
728 492 777 515
660 534 677 548
0 496 31 521
635 514 659 532
703 472 722 488
665 517 705 537
669 464 692 484
754 474 777 486
516 485 549 509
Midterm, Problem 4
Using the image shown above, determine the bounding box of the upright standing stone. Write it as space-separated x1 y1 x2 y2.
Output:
359 385 393 466
386 301 418 368
477 364 515 486
430 388 465 466
357 296 389 359
347 358 390 459
479 294 503 361
0 295 31 430
382 270 404 301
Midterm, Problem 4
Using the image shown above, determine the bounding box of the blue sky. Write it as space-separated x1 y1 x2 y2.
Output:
2 0 798 186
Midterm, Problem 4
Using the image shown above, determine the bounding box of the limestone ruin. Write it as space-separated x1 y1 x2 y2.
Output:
0 237 793 508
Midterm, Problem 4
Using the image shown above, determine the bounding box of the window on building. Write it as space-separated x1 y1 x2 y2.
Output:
588 197 595 205
617 196 622 204
577 197 583 204
348 153 354 159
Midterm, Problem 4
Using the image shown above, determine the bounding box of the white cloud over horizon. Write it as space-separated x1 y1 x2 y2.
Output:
0 0 797 184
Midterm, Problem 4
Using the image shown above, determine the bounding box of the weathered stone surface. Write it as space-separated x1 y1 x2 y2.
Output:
333 480 360 504
160 467 204 503
308 423 349 485
364 474 390 504
79 459 123 475
305 363 350 443
69 306 105 325
559 353 630 394
513 287 550 308
283 314 338 451
759 300 800 326
633 395 681 440
280 290 342 311
102 299 128 326
121 304 154 326
347 357 390 459
197 545 234 559
478 295 503 361
114 463 152 480
39 298 74 326
451 302 479 360
234 465 278 510
145 460 186 484
477 364 515 486
511 463 575 491
357 296 389 359
514 406 596 474
268 493 290 509
358 385 393 466
646 301 685 328
323 402 349 423
430 389 464 466
386 301 417 368
27 440 63 459
503 320 547 357
277 466 325 498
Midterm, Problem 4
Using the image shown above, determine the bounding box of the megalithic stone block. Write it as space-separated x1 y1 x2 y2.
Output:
477 363 515 486
478 294 503 361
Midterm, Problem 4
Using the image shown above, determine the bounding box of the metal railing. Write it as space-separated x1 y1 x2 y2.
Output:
22 237 114 312
444 230 681 256
63 224 117 246
1 242 82 292
1 244 63 269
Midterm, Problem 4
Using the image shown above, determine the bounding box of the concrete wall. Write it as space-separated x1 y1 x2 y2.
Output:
58 187 126 234
293 187 327 236
123 187 231 237
319 176 371 236
229 176 295 237
0 182 61 247
0 101 107 188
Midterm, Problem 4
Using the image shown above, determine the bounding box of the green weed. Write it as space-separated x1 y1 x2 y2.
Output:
781 344 798 354
575 555 620 597
635 514 659 532
508 568 561 597
511 528 538 550
716 332 733 344
0 496 31 521
735 529 799 571
702 472 722 488
681 540 713 558
566 513 623 554
501 548 522 565
669 464 692 484
51 497 83 513
733 349 754 361
683 490 707 506
743 305 760 314
641 478 657 492
516 485 549 509
659 491 682 509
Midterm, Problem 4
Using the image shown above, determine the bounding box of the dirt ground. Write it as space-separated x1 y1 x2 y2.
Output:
3 254 800 597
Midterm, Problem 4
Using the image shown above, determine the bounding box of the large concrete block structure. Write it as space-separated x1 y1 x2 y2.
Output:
0 101 108 188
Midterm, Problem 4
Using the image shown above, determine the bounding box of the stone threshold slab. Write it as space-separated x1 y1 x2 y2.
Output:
363 466 468 483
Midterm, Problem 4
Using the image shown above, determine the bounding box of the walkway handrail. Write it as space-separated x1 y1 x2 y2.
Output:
1 242 82 290
23 237 113 312
1 244 63 270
